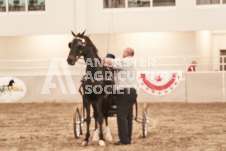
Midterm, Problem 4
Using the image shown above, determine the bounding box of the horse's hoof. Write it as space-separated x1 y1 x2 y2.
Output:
92 129 99 141
81 141 88 146
99 140 105 146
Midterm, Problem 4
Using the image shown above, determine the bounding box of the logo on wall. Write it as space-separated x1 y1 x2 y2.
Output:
0 77 27 103
137 71 182 96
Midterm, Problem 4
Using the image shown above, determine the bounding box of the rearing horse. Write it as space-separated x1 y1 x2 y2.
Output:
67 30 114 146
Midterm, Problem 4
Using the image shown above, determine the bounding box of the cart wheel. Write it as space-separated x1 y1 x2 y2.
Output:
73 108 82 139
142 104 149 138
133 101 138 120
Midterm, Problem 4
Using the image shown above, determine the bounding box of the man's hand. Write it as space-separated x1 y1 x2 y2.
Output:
101 57 113 66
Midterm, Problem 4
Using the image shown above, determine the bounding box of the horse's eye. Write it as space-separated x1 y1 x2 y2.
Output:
68 42 72 48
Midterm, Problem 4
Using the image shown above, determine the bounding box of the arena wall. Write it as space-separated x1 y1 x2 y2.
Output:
0 57 225 103
17 75 84 103
1 72 225 103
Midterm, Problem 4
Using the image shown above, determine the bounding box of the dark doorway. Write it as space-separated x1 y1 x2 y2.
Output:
220 50 226 71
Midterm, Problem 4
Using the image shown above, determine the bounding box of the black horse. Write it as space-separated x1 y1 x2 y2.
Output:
0 79 15 95
67 30 114 146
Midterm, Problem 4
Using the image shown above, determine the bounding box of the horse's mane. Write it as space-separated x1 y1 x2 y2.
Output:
78 34 100 60
84 36 99 54
76 33 98 54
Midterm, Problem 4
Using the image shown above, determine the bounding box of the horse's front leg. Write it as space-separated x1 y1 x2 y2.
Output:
82 100 91 146
92 104 99 141
97 98 105 146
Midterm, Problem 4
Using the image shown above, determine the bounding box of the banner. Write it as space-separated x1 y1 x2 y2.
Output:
137 71 182 96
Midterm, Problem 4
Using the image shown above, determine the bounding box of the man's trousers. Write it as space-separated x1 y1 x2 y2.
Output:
115 88 137 144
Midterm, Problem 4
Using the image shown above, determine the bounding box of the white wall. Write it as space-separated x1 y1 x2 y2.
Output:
1 1 226 36
213 33 226 70
0 30 223 72
91 31 196 58
86 0 226 34
196 31 212 57
0 35 73 60
0 32 196 61
74 0 87 33
195 31 213 70
187 72 224 102
0 0 75 36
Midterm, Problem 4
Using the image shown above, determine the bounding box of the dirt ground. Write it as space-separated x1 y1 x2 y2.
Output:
0 102 226 151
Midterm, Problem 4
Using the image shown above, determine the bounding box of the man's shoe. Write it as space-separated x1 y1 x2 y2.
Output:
114 141 129 145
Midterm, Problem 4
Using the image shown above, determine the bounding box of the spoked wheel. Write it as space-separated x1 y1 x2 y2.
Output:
133 101 138 120
142 104 149 138
73 108 82 139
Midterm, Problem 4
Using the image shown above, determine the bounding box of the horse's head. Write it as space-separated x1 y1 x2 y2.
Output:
67 30 87 65
9 80 15 86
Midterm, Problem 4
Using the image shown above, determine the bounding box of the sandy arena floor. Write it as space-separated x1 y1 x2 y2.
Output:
0 102 226 151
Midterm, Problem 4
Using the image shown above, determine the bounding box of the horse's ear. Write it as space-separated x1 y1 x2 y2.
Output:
71 30 76 37
81 29 86 37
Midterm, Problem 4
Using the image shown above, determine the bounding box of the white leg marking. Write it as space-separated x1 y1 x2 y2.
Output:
92 129 99 141
105 126 113 141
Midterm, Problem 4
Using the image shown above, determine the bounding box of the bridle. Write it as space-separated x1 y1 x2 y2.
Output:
69 36 87 64
73 36 86 47
69 36 102 65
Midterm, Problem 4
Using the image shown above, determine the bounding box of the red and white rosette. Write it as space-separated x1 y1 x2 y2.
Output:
137 71 182 96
